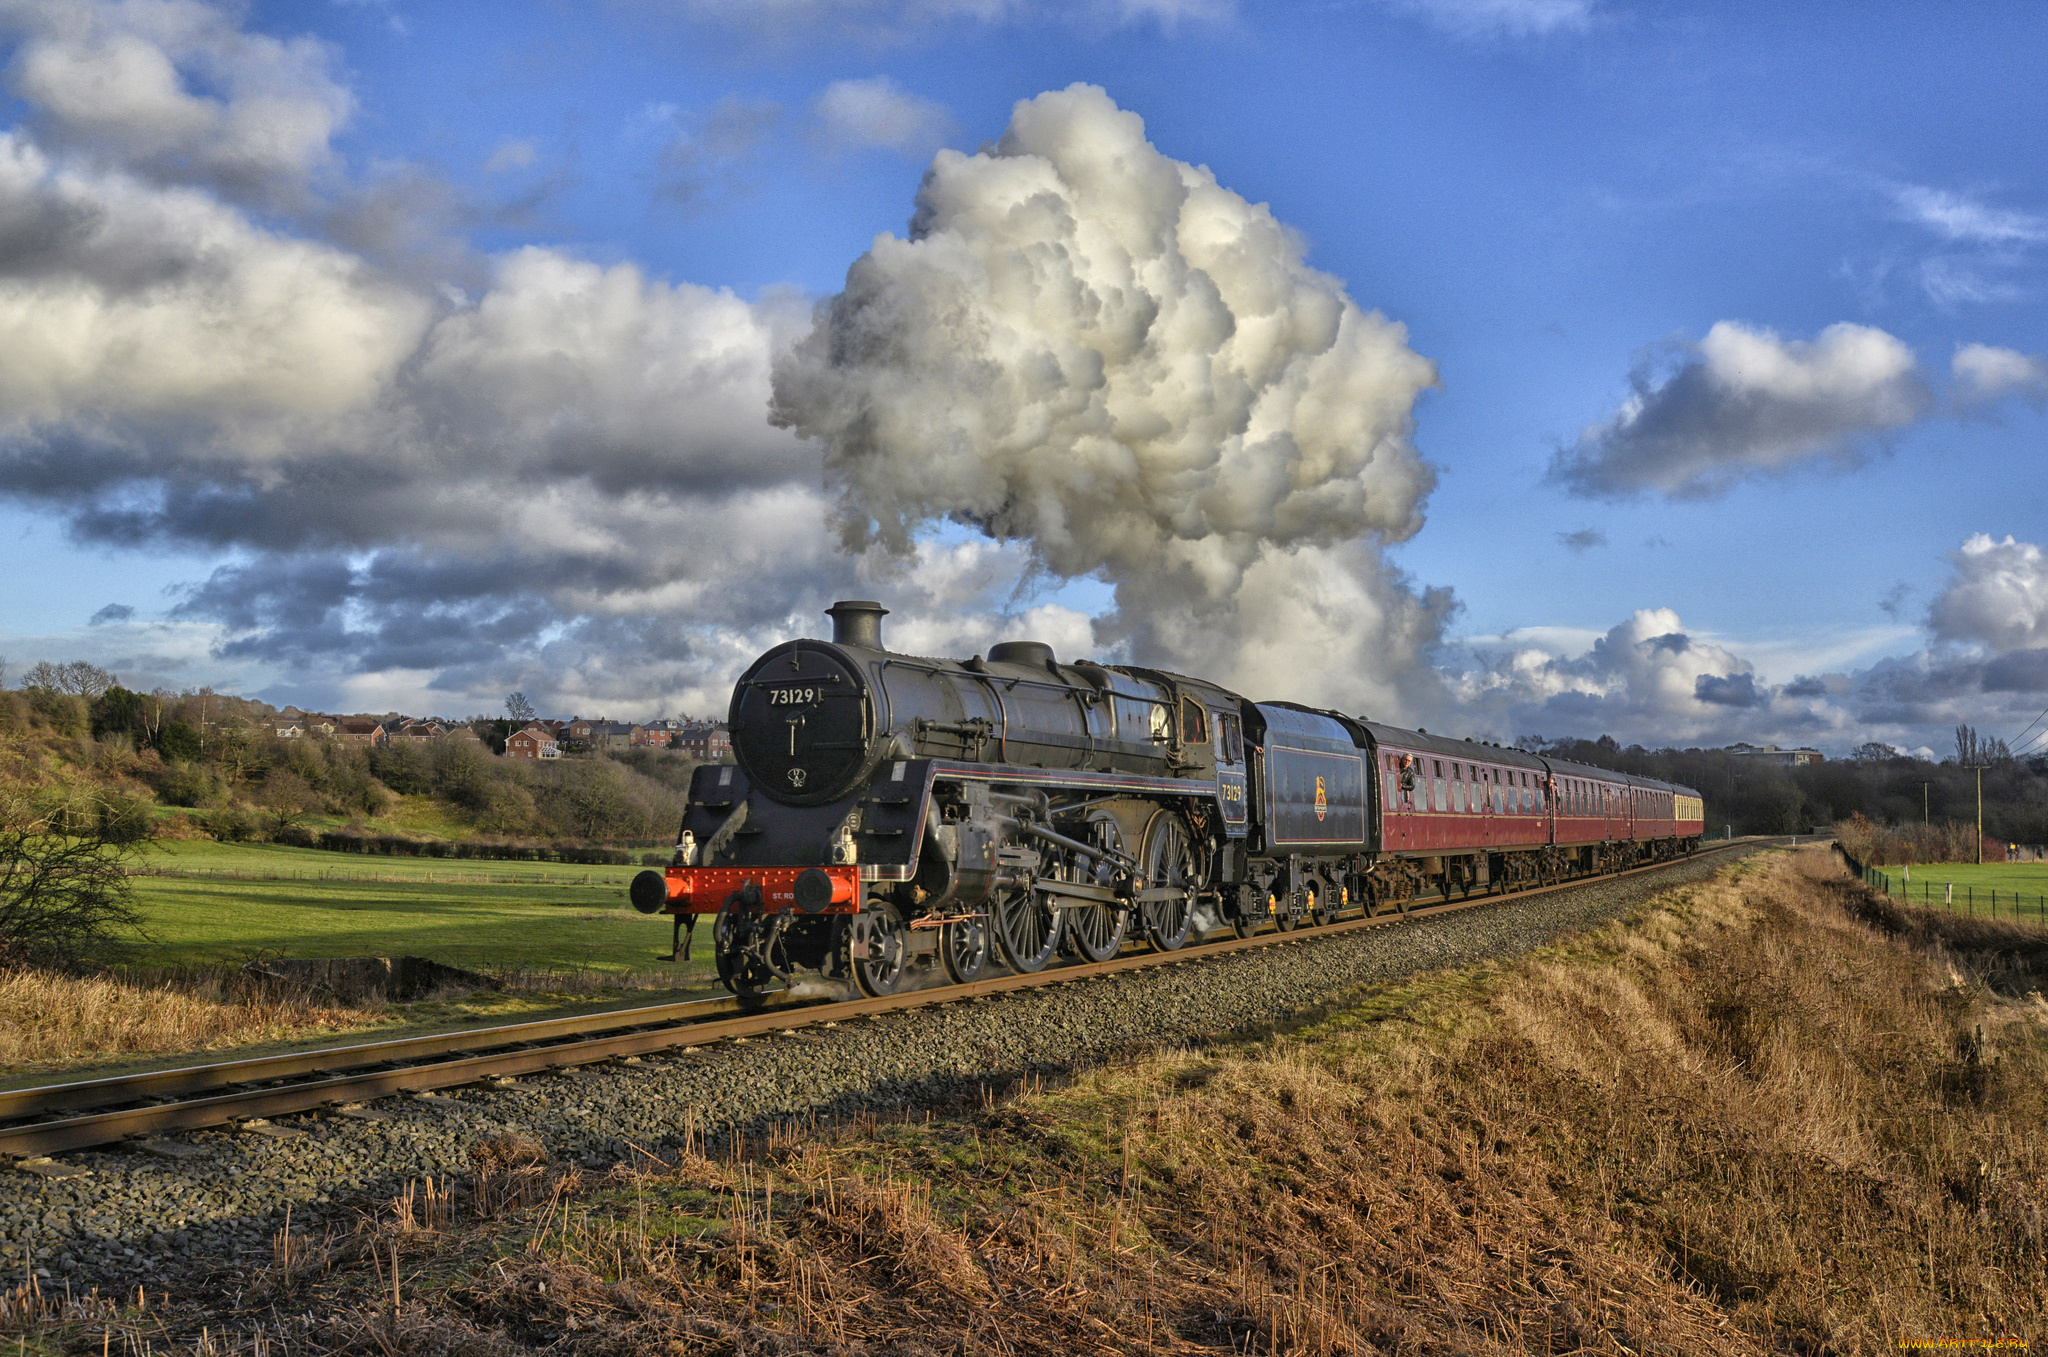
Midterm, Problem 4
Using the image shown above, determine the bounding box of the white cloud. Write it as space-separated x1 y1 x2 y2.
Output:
1382 0 1595 38
1928 534 2048 654
813 77 953 153
1952 342 2048 404
667 0 1229 36
0 131 431 432
1464 609 1762 733
0 0 352 203
1551 321 1928 498
1893 185 2048 246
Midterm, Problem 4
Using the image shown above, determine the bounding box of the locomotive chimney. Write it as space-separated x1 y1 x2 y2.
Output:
825 600 888 649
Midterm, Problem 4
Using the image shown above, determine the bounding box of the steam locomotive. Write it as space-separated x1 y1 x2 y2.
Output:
629 601 1705 1000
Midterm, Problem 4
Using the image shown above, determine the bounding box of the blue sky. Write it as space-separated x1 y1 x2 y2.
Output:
1 0 2044 757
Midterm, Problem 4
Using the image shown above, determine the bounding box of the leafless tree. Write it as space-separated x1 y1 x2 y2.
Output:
506 691 537 725
261 770 320 837
20 660 118 698
1955 724 2013 767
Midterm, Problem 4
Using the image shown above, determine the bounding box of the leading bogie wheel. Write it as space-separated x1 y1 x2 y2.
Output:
850 899 910 998
939 915 992 985
992 886 1061 973
713 893 776 1009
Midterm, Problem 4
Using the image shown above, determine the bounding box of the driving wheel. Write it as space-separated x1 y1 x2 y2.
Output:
992 885 1061 973
1139 811 1198 952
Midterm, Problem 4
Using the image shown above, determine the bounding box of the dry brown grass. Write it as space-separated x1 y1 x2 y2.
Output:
0 965 383 1075
14 847 2047 1355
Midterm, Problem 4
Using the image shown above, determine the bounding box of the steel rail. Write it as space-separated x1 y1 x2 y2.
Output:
3 839 1771 1160
0 989 810 1122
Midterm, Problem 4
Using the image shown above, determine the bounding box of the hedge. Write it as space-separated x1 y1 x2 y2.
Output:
289 827 666 866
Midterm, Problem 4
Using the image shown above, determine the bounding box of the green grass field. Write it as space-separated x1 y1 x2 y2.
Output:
137 837 660 882
1865 860 2048 924
117 839 711 979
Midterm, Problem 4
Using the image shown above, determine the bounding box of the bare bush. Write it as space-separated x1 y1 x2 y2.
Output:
0 743 143 967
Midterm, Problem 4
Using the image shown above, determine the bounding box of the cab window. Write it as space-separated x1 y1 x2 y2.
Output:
1216 713 1243 762
1180 696 1208 745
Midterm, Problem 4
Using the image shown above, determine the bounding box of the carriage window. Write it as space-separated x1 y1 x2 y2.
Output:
1452 765 1466 813
1433 760 1447 812
1180 697 1208 745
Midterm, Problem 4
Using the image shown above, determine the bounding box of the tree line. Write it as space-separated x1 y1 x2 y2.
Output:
1518 725 2048 847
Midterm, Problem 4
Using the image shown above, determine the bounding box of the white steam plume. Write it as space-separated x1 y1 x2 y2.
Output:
772 84 1446 714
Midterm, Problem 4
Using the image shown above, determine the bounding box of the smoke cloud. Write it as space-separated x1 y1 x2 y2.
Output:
772 84 1447 713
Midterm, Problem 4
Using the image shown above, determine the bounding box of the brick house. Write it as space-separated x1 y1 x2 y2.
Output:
505 723 560 760
392 720 446 743
271 720 305 739
562 718 634 752
631 720 680 749
336 718 387 747
675 724 732 762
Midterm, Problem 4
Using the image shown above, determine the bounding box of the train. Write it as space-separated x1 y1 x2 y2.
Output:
629 601 1705 1000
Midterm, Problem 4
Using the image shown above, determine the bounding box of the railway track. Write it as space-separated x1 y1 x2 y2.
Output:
2 840 1773 1161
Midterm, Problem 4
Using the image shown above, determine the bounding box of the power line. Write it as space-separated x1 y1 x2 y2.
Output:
2009 697 2048 752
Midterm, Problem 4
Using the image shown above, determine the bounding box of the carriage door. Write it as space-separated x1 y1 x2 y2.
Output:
1383 752 1414 851
1214 712 1248 838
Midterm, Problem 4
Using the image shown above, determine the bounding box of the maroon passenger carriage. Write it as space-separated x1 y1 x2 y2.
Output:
1251 708 1705 916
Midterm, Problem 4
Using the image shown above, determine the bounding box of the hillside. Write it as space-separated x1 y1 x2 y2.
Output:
0 679 698 850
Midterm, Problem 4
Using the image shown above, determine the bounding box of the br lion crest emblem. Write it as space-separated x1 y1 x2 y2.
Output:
1313 775 1327 822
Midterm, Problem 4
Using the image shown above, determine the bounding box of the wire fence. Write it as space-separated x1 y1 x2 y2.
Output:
1836 845 2048 924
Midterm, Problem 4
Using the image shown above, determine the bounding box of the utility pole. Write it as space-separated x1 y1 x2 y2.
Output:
1922 780 1929 829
